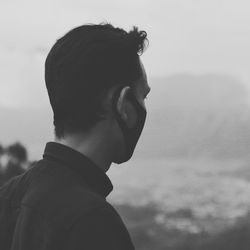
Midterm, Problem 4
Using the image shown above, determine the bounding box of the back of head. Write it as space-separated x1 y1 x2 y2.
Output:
45 23 148 138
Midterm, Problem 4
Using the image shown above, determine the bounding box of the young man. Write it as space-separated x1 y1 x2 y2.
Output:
0 23 150 249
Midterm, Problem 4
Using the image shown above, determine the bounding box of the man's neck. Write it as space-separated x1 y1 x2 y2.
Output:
55 130 113 173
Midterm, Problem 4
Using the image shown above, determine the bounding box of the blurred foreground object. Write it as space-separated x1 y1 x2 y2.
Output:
0 142 28 185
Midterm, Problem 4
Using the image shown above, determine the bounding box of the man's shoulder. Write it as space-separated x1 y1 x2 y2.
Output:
0 159 118 231
22 159 108 228
65 202 135 249
0 159 134 249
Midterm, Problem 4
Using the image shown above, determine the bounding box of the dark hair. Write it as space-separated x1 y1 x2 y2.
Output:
45 23 148 138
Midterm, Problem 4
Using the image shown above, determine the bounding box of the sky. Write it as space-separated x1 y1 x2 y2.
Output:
0 0 250 108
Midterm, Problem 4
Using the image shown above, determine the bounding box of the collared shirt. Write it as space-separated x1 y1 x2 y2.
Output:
0 142 135 250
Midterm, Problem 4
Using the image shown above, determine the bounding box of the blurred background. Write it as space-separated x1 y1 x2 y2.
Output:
1 0 250 249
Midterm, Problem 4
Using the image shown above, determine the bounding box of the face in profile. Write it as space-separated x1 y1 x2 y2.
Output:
133 61 151 112
113 61 151 164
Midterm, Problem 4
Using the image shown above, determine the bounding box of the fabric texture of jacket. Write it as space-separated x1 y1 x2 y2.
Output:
0 142 135 250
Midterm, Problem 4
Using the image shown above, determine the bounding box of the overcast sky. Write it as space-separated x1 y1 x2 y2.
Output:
0 0 250 108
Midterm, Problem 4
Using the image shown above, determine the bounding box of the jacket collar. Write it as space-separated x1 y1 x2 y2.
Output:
43 142 113 198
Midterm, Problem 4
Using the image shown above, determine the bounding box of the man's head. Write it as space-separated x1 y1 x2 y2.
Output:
45 23 150 164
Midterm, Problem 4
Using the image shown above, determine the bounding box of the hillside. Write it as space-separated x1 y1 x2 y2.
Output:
137 74 250 159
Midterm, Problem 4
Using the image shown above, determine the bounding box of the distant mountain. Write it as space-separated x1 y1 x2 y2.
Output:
1 73 250 160
137 74 250 159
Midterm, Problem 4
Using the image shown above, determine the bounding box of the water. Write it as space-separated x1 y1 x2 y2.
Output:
108 158 250 234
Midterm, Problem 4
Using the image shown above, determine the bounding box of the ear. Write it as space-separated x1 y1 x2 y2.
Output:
116 86 137 128
116 86 130 121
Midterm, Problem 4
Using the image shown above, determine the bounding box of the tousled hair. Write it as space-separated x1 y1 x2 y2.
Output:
45 23 148 138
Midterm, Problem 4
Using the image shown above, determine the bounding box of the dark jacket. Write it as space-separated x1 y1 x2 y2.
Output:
0 142 135 250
